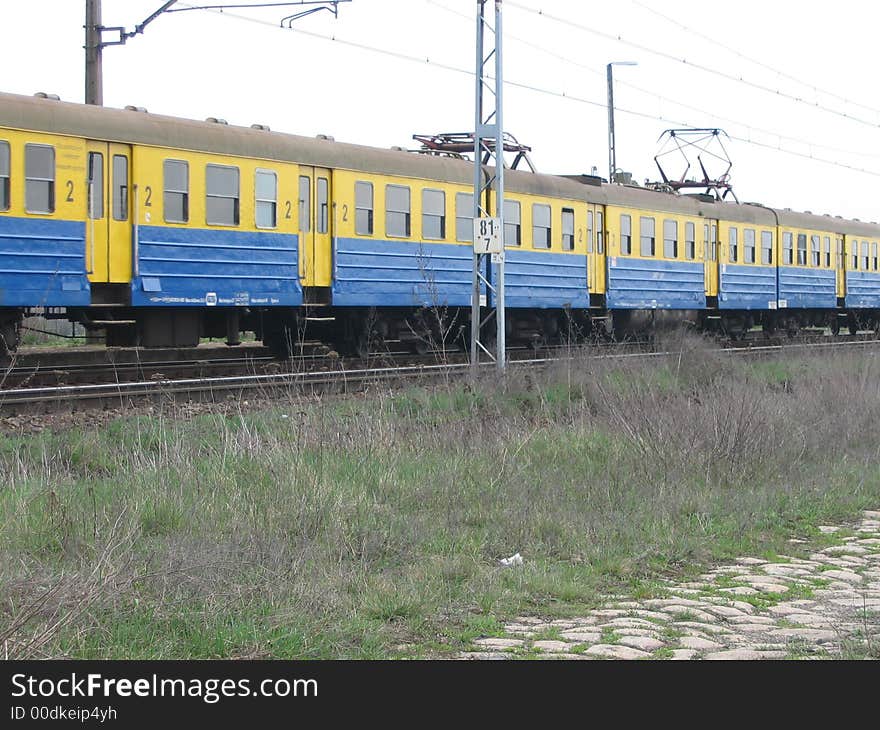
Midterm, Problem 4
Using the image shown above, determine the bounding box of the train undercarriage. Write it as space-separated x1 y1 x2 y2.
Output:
4 300 880 360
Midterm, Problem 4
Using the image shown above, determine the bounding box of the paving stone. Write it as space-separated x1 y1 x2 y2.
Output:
753 582 791 594
676 622 732 635
630 610 674 622
719 586 760 596
604 617 661 629
677 636 725 651
602 627 663 639
644 598 704 609
461 652 509 660
822 545 868 555
856 539 880 546
818 526 840 534
822 570 863 583
783 613 833 628
664 607 718 622
862 511 880 519
533 640 573 653
763 564 810 577
584 644 651 660
770 628 838 643
560 631 602 643
703 605 747 619
473 638 523 650
617 635 665 652
730 600 757 614
732 623 777 634
611 601 643 609
736 557 767 565
703 649 786 660
668 649 699 660
513 617 545 625
768 605 812 616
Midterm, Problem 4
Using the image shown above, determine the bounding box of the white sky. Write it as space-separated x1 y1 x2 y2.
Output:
3 1 880 221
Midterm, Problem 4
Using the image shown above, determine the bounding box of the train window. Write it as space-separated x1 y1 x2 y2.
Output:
796 234 807 266
112 155 128 221
587 211 594 253
744 228 756 264
852 240 859 269
532 203 551 249
685 222 695 260
25 144 55 214
597 211 604 253
356 181 374 236
504 200 521 246
811 235 820 267
206 164 239 226
422 189 445 240
862 241 870 271
163 160 188 223
317 177 329 234
255 170 277 229
710 223 717 261
783 232 793 265
761 231 773 265
837 237 844 269
824 236 831 268
298 176 310 233
386 184 410 238
620 214 631 255
562 208 574 251
663 219 678 258
729 226 738 263
873 242 878 271
640 216 655 257
88 152 104 219
0 141 9 211
454 191 472 242
703 224 709 260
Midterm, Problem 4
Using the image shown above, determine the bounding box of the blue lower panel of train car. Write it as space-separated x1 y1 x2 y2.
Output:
494 248 588 309
131 226 300 307
718 264 776 310
845 271 880 308
333 238 472 307
778 267 836 309
606 256 704 309
0 217 90 306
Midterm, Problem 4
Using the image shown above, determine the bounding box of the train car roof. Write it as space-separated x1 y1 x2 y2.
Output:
0 91 592 200
4 91 880 237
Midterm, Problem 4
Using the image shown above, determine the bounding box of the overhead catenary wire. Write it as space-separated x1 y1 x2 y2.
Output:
423 0 880 162
175 1 880 178
506 0 880 130
628 0 880 119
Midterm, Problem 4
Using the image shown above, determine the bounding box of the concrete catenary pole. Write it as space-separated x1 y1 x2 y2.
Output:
85 0 103 105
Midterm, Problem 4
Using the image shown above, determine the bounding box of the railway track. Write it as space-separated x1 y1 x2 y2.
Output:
2 334 880 415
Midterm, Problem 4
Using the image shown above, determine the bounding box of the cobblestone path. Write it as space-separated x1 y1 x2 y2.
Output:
462 510 880 660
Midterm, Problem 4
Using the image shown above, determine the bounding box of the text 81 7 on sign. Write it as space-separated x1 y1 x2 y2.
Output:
473 217 502 254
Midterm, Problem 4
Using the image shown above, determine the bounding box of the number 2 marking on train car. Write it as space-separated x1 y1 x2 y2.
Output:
285 201 292 219
144 187 152 206
342 204 349 222
65 180 74 202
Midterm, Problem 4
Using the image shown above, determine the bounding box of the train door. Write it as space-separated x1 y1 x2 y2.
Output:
703 220 719 296
585 204 606 295
298 165 332 287
85 141 132 283
836 235 845 298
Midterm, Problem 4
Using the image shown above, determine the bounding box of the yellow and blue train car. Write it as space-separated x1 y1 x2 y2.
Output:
5 90 880 354
603 186 706 311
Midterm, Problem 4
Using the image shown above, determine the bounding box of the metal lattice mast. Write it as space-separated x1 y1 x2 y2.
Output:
471 0 506 372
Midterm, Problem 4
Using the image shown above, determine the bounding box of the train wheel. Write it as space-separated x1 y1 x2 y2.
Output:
830 316 840 336
848 314 859 336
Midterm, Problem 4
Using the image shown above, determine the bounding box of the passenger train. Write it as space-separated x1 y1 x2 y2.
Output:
1 90 879 357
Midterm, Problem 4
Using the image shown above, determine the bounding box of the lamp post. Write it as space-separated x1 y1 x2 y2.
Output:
607 61 637 184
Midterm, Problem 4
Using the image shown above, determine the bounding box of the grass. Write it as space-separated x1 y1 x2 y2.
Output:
2 334 880 658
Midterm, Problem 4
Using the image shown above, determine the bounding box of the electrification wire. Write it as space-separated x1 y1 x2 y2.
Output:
506 1 880 130
424 0 880 161
629 0 880 118
176 2 880 178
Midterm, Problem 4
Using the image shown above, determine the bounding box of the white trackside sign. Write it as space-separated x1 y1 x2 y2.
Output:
473 217 502 254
